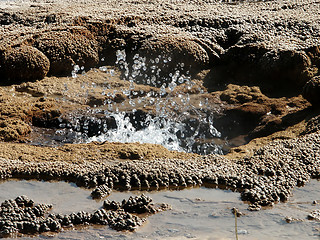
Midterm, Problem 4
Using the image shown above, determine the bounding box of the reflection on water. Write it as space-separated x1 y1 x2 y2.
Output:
0 179 319 240
0 179 102 214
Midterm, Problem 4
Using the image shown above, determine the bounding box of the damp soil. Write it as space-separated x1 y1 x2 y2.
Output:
1 179 319 240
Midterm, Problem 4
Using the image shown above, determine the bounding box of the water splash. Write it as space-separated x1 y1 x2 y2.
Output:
88 112 184 152
102 51 220 153
59 50 223 155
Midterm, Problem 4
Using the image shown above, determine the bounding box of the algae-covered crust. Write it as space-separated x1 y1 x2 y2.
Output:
0 0 320 236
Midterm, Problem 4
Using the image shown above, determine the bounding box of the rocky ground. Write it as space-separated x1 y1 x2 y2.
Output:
0 193 170 236
1 0 320 237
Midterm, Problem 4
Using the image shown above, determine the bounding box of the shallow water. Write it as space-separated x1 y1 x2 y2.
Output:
0 179 319 240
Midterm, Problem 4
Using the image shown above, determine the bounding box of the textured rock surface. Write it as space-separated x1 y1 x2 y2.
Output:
0 68 311 146
0 194 152 237
103 194 170 214
0 46 50 83
0 93 62 142
0 0 319 237
303 76 320 106
0 128 319 209
91 184 112 199
207 47 317 95
34 30 99 75
214 84 311 140
0 0 319 88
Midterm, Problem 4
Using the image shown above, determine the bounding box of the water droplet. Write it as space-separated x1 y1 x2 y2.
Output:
129 99 136 107
160 84 167 96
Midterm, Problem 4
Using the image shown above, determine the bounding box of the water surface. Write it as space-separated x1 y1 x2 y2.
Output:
0 179 319 240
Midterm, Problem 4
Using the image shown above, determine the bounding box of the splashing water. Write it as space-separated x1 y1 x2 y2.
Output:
63 50 223 155
88 112 184 152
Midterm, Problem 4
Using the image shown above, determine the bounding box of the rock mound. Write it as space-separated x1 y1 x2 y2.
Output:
34 30 99 75
0 118 31 142
303 75 320 106
138 35 211 70
205 45 317 96
0 46 50 84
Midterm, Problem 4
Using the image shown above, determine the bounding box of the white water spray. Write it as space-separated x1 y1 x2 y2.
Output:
64 50 223 155
88 112 184 152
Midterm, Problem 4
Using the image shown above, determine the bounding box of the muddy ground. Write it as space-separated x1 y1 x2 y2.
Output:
0 0 320 237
